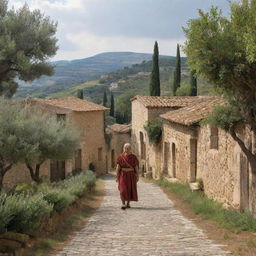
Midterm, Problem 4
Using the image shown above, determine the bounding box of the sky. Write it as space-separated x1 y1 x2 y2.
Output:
8 0 231 61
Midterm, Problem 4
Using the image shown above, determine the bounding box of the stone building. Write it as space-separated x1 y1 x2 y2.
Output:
131 95 254 212
160 97 254 211
105 124 131 172
3 97 108 188
131 95 208 178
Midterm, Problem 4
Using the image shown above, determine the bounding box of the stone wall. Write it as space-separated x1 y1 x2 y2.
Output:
162 121 197 182
106 131 131 172
71 111 107 174
131 100 177 177
162 120 253 211
3 161 51 188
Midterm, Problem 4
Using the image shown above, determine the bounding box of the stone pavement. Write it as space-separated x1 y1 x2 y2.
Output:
54 175 229 256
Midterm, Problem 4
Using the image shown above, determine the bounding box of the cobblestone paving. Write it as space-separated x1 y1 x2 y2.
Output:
55 175 229 256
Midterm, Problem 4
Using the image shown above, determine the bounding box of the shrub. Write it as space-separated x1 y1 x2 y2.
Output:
0 193 53 233
15 182 38 195
144 120 162 143
39 186 76 212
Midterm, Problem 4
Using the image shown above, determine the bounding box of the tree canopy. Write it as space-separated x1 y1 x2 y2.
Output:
149 41 160 96
0 99 79 188
0 0 58 97
183 0 256 173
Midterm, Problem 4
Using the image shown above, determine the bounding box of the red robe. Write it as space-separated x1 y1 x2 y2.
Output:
117 153 139 201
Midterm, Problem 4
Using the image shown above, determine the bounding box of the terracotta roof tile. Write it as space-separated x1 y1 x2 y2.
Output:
131 95 214 108
160 97 224 126
107 124 131 133
24 97 108 112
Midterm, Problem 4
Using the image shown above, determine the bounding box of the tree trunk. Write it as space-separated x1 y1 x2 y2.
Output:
230 127 256 174
25 161 42 184
0 164 13 191
0 173 4 191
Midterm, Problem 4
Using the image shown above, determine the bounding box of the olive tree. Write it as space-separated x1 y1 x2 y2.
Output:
0 0 58 97
0 99 80 189
21 107 80 183
183 0 256 174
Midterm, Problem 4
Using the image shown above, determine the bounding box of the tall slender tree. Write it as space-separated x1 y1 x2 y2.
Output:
110 92 115 117
77 89 84 99
149 41 160 96
103 90 107 107
172 44 181 96
190 70 197 96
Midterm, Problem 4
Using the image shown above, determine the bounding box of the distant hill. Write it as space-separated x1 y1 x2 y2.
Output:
15 52 170 98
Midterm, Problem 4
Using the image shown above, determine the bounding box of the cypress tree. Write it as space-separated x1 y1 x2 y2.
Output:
149 41 160 96
103 90 107 107
110 92 115 117
172 44 181 96
190 70 197 96
77 89 84 99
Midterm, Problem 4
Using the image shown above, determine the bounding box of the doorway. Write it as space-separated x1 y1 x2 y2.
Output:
163 142 170 175
190 139 197 182
50 160 66 182
172 143 176 178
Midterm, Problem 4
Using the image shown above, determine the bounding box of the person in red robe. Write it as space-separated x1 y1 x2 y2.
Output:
116 143 139 210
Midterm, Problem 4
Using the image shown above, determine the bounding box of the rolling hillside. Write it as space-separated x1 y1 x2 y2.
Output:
15 52 164 98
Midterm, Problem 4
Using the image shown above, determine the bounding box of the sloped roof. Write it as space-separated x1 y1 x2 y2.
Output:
107 124 131 133
160 97 224 126
131 95 213 108
24 97 108 112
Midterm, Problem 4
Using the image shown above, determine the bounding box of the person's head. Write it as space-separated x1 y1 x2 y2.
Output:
123 143 131 154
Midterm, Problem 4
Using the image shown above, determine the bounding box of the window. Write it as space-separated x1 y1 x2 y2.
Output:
57 114 66 122
98 147 103 161
210 126 219 150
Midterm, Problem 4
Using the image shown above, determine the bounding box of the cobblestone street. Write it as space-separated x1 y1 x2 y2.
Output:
54 175 229 256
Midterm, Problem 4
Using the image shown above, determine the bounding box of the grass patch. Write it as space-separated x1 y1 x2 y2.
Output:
156 178 256 233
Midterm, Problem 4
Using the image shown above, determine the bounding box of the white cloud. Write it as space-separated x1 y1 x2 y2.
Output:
56 31 185 60
8 0 230 60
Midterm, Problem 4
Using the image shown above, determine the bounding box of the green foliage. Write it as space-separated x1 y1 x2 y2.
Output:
172 44 181 96
103 90 108 107
110 92 115 117
115 92 135 124
144 120 163 143
15 182 38 195
0 193 53 233
0 171 96 234
190 70 197 96
149 41 160 96
202 104 243 132
176 82 191 96
0 0 58 97
77 89 84 99
105 115 116 126
40 186 76 212
156 179 256 233
183 0 256 130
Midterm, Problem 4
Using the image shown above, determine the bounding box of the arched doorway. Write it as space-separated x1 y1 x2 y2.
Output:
163 142 170 175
